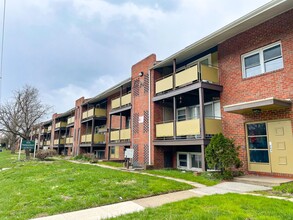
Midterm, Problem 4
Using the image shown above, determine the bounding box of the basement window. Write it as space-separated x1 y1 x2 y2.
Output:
242 42 283 78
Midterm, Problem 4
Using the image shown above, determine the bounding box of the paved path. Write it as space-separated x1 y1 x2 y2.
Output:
32 182 273 220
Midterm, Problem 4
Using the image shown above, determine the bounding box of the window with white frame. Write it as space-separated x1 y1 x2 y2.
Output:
177 152 202 170
242 42 284 78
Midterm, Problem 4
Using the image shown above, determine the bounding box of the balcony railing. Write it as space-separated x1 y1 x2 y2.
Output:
155 118 222 138
81 134 105 144
54 138 65 145
48 126 52 132
155 64 218 94
65 137 73 144
67 116 75 125
82 108 106 120
41 128 48 134
110 128 131 141
111 93 132 109
55 122 67 129
44 140 51 146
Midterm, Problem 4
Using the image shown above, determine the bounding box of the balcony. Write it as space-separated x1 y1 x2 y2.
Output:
111 93 132 109
55 122 67 129
155 64 219 94
82 108 106 120
155 118 222 138
54 138 65 145
67 116 75 125
48 126 52 132
41 128 48 134
65 137 73 144
110 128 131 141
81 134 105 144
44 140 51 146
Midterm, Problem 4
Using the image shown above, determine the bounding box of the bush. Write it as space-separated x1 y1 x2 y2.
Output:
205 133 242 179
74 153 93 161
36 149 57 160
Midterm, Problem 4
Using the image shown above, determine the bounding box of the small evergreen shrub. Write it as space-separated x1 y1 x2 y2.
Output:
36 149 57 160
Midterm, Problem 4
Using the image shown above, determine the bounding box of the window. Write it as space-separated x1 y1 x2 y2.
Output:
177 152 202 170
177 108 186 121
242 42 283 78
94 126 99 134
247 123 269 163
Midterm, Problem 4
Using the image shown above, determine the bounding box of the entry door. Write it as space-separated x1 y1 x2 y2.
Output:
164 151 173 168
268 120 293 174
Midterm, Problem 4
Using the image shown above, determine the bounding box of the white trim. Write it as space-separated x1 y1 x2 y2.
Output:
241 41 283 78
177 151 202 171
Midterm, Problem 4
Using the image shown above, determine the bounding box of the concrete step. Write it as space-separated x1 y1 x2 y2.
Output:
234 175 293 187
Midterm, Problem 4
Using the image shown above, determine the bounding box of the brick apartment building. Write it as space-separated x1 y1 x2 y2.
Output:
31 0 293 177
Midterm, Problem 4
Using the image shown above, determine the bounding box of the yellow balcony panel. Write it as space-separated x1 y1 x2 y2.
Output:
54 139 59 145
82 111 88 120
48 126 52 131
176 119 200 136
44 141 51 146
121 93 131 106
175 65 198 87
112 97 120 109
94 134 105 143
81 135 86 143
110 130 119 141
66 137 73 144
67 116 75 124
59 138 65 145
156 122 174 137
156 75 173 94
98 126 107 133
120 128 130 140
55 121 67 129
81 134 92 143
94 108 106 117
41 128 48 133
205 118 222 134
201 65 219 83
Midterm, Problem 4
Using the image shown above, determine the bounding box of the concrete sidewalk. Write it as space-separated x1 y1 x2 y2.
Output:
32 182 271 220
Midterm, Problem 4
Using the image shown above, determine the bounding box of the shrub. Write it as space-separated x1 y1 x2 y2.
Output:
36 149 57 160
74 153 93 161
205 133 242 179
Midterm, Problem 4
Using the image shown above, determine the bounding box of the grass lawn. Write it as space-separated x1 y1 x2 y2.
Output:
97 161 124 168
0 150 192 220
144 169 219 186
113 193 293 220
255 182 293 198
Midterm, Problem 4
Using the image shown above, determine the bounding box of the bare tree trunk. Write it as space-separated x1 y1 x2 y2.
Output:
25 149 30 160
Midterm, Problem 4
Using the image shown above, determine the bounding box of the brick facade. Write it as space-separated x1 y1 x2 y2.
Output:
219 9 293 176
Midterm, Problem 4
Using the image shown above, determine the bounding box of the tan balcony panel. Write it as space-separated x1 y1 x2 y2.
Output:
44 141 51 146
121 93 131 106
112 97 120 109
176 119 200 136
201 65 219 83
205 118 222 134
82 108 106 120
56 121 67 129
110 130 119 141
67 116 75 124
175 65 198 87
156 122 174 137
81 134 92 143
53 139 59 145
41 128 48 133
156 75 173 94
94 108 106 117
48 126 52 131
94 134 105 143
66 137 73 144
120 128 130 140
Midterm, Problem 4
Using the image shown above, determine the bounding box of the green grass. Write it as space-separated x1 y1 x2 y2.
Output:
144 169 219 186
0 150 192 220
113 193 293 220
97 161 124 168
256 182 293 198
0 149 25 169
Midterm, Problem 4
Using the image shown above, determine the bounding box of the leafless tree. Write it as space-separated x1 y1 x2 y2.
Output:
0 85 51 153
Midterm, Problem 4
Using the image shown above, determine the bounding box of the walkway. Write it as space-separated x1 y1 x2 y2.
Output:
33 161 292 220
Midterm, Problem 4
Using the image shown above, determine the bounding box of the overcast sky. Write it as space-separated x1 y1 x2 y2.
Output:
1 0 271 118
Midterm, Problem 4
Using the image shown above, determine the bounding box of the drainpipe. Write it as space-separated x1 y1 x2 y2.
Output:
148 68 151 165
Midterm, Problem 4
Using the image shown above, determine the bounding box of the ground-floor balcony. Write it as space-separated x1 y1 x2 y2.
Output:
65 137 73 144
110 128 131 142
82 108 106 120
81 134 105 144
155 64 219 94
44 141 51 146
54 138 65 145
111 92 132 109
155 118 222 139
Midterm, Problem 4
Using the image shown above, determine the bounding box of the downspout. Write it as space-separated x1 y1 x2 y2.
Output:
148 68 151 165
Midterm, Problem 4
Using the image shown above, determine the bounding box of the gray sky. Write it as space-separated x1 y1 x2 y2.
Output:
1 0 271 118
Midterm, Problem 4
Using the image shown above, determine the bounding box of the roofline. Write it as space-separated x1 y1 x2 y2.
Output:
83 77 131 105
152 0 290 69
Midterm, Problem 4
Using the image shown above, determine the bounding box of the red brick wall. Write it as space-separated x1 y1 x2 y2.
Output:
73 97 85 155
131 54 156 166
219 9 293 175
